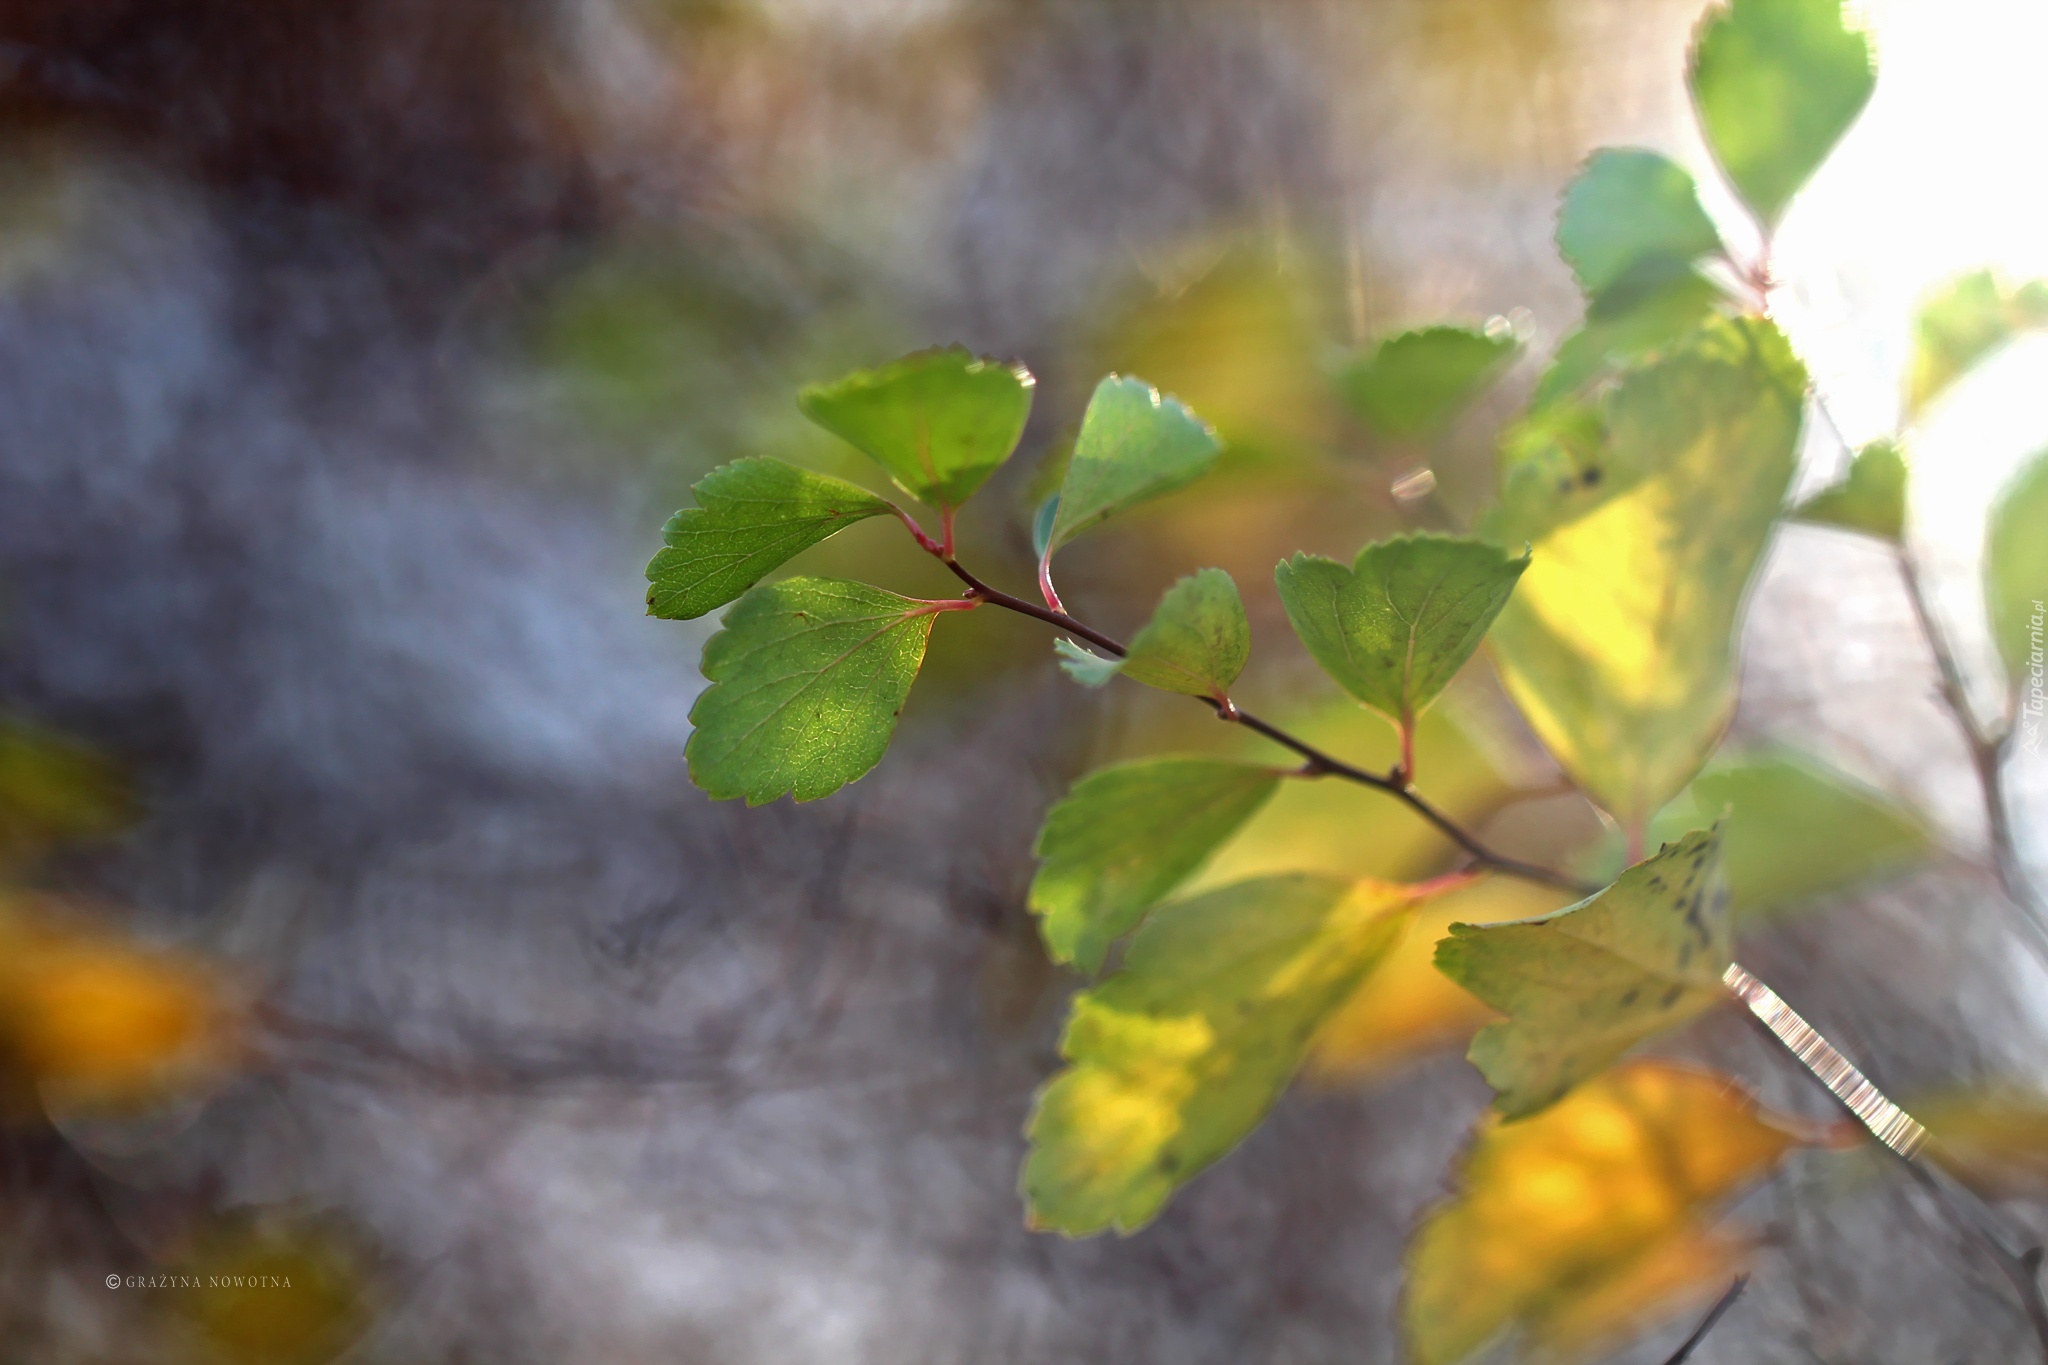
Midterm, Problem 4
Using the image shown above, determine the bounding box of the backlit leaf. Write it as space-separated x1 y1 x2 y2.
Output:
1908 271 2048 418
645 458 894 621
1275 534 1527 735
1405 1061 1808 1365
687 577 942 804
1652 749 1930 919
1056 569 1249 699
1030 757 1281 972
1436 828 1729 1118
1556 149 1724 301
1023 875 1415 1235
1986 449 2048 691
1689 0 1876 228
1916 1088 2048 1197
1486 317 1805 826
1336 326 1518 441
1307 878 1573 1083
1045 376 1221 552
798 347 1033 510
1531 270 1725 409
1791 439 1906 541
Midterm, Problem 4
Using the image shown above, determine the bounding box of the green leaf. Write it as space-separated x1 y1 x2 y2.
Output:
1791 439 1907 541
686 577 941 805
645 458 895 621
1908 272 2048 418
1689 0 1876 228
1030 757 1282 972
1045 376 1221 552
797 346 1034 510
1987 449 2048 691
1557 150 1725 301
0 716 134 866
1024 875 1414 1234
1532 270 1725 408
1653 750 1930 920
1055 569 1249 698
1275 534 1528 732
1436 828 1730 1119
1336 326 1518 441
1486 317 1806 827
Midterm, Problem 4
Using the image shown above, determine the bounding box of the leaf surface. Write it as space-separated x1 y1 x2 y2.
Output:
1689 0 1876 227
798 347 1033 510
1275 534 1527 731
1024 875 1414 1235
1058 569 1249 698
687 577 939 804
1336 327 1517 441
1556 150 1724 301
1404 1060 1808 1365
1030 757 1280 972
1908 271 2048 418
1791 439 1906 541
1046 376 1220 552
646 458 894 621
1437 828 1730 1118
1486 318 1804 825
1653 750 1930 919
1986 449 2048 692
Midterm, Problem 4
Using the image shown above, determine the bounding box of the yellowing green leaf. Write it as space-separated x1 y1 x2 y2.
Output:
687 578 941 805
645 458 894 621
1556 150 1724 301
1023 875 1415 1235
1986 448 2048 691
798 347 1033 510
1487 318 1805 826
173 1210 373 1365
1908 271 2048 418
1653 749 1931 920
1792 439 1907 541
1307 878 1573 1083
1916 1088 2048 1197
1689 0 1876 228
1057 569 1249 699
1274 534 1527 736
1045 376 1221 552
1437 828 1730 1118
1336 326 1517 441
1531 269 1725 409
1405 1061 1807 1365
1030 757 1280 973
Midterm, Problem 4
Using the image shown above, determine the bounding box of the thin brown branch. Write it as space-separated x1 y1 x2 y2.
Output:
1662 1275 1747 1365
938 553 1598 897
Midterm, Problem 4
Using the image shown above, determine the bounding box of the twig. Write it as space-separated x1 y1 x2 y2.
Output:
1662 1275 1748 1365
934 552 1597 896
1724 964 2048 1363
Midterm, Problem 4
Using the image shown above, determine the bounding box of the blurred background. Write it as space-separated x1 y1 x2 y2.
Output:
0 0 2045 1360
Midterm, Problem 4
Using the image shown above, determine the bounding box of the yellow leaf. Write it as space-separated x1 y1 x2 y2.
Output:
1916 1088 2048 1198
1486 318 1804 828
166 1210 373 1365
1529 1225 1749 1360
0 897 243 1114
1024 875 1418 1235
1307 877 1574 1083
1404 1060 1812 1365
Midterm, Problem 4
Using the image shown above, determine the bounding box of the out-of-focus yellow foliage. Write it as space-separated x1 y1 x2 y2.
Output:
0 896 243 1116
166 1211 373 1365
0 716 134 869
1307 876 1572 1083
1916 1089 2048 1198
1404 1060 1813 1365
